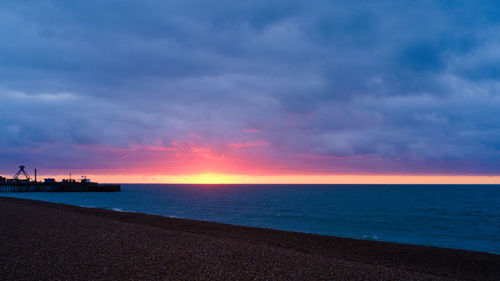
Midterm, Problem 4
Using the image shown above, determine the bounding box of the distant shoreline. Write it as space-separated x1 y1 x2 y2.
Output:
0 196 498 280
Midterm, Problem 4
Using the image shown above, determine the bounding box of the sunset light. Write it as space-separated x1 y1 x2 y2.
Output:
1 1 500 279
10 172 500 185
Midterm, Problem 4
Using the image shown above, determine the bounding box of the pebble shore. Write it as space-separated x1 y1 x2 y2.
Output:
0 197 498 280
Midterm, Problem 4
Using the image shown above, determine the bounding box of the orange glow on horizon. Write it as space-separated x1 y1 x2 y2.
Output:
7 173 500 184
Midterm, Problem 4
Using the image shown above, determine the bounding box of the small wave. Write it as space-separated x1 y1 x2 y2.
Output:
79 205 96 209
167 215 182 219
111 208 137 213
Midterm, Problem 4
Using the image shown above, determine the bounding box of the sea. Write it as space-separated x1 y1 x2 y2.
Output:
1 184 499 255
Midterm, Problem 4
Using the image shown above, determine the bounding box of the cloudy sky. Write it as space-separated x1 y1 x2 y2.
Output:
1 1 500 182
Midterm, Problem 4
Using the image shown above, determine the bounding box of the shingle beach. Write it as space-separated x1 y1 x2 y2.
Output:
0 197 498 280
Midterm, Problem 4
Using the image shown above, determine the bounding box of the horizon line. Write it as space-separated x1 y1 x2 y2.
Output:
2 173 500 184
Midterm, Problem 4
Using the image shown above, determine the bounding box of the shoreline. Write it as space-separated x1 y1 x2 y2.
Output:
0 197 498 280
76 203 498 256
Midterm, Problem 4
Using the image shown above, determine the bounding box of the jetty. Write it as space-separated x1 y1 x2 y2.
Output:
0 166 120 192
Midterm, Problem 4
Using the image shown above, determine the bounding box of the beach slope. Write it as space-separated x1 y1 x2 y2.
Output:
0 197 498 280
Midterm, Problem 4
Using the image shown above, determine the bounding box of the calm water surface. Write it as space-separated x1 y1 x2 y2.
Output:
2 184 499 255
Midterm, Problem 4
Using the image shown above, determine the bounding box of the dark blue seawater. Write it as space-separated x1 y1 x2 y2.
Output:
2 184 499 255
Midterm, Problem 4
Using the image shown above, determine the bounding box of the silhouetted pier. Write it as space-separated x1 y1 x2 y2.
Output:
0 166 120 192
0 182 120 192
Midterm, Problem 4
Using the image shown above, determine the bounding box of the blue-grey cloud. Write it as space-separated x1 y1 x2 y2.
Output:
1 0 500 175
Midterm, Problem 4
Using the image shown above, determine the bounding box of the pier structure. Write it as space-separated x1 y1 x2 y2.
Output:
0 165 120 192
12 166 31 182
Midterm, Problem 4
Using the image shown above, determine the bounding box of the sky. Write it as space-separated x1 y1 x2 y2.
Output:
1 0 500 183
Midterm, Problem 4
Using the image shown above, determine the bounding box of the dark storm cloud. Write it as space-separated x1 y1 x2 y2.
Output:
1 0 500 174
